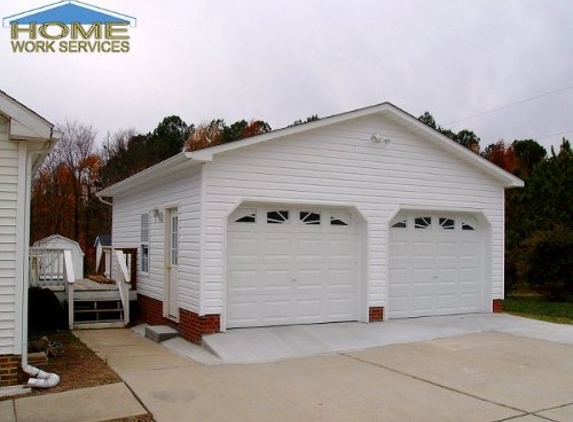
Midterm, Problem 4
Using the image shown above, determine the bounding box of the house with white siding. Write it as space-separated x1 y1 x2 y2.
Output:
0 90 61 386
97 102 523 344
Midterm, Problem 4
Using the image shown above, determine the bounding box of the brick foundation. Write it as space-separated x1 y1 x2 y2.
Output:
369 306 384 322
179 309 221 344
137 294 220 344
137 294 165 326
492 299 504 313
0 355 21 387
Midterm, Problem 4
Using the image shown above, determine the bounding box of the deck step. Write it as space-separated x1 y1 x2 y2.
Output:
74 321 127 329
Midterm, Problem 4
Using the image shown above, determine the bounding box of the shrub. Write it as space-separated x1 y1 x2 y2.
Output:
517 226 573 301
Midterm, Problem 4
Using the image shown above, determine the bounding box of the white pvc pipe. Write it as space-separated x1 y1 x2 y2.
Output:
23 364 60 388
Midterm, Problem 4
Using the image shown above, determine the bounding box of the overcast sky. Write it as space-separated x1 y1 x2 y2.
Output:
1 0 572 152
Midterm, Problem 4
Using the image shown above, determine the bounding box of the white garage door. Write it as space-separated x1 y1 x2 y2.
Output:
227 206 360 328
389 213 482 318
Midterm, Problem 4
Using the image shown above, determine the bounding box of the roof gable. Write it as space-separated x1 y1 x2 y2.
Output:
189 102 523 188
98 102 523 197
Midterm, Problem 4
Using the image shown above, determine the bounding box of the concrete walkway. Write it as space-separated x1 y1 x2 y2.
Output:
73 314 573 422
0 382 147 422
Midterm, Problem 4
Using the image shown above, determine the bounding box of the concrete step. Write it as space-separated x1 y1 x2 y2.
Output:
145 325 179 343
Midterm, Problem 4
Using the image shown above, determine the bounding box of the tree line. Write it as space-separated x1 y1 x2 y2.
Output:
31 111 572 298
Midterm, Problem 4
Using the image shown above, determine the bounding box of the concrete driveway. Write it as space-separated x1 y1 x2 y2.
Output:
76 315 573 422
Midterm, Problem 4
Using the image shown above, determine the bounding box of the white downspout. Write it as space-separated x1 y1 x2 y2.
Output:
21 150 60 388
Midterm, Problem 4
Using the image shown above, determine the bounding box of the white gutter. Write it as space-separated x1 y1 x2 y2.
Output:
98 196 113 207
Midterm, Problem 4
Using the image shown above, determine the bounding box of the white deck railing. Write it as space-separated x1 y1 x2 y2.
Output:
115 250 131 325
29 247 69 289
63 250 76 330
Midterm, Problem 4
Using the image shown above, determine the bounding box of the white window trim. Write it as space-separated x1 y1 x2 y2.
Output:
141 213 150 275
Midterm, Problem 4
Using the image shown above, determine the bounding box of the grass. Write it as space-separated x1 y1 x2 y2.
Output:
505 294 573 324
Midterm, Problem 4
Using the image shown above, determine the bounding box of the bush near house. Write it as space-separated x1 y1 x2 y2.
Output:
516 226 573 301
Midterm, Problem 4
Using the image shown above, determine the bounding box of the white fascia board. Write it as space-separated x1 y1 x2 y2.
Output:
388 106 524 188
189 102 395 161
0 91 54 140
97 152 198 197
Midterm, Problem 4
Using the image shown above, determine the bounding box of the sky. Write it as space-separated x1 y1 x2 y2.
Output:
1 0 572 153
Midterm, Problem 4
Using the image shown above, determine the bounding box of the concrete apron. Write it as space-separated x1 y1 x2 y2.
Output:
75 316 573 422
164 313 573 364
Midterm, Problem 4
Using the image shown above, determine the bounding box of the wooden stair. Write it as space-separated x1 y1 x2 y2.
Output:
73 290 126 329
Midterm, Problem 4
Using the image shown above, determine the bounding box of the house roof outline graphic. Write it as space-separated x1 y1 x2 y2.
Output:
2 0 136 28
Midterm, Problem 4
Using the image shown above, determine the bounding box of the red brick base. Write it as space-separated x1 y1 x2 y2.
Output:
369 306 384 322
0 355 21 387
492 299 504 313
137 294 220 344
179 309 221 344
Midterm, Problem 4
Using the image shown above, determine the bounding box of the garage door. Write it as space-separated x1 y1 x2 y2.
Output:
389 213 482 318
227 206 360 328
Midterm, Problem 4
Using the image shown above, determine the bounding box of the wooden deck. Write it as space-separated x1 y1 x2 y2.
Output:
47 278 118 292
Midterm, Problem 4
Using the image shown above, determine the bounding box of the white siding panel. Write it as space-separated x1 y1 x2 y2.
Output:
202 115 504 315
0 116 18 354
111 164 202 313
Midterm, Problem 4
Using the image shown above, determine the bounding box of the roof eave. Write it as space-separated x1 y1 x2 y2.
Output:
96 152 198 197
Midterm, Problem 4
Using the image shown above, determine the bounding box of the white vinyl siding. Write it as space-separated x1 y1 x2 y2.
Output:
111 164 202 313
0 116 19 354
201 114 504 316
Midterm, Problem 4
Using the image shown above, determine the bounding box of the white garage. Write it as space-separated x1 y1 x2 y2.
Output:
227 205 361 328
388 212 484 318
98 101 524 343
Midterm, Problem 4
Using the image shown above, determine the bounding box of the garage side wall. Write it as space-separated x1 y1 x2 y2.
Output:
201 114 505 317
111 164 202 313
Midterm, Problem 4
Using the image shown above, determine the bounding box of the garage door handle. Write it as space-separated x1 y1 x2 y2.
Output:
292 278 297 282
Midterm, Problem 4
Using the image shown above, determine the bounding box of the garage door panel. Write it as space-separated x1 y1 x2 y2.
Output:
436 241 457 255
263 238 292 259
413 269 433 283
326 296 356 319
228 205 359 328
263 299 293 324
328 238 357 259
228 269 259 293
327 268 355 290
296 238 323 258
389 213 483 319
413 242 434 256
296 269 322 290
227 300 260 326
296 298 322 320
261 269 292 293
228 237 259 261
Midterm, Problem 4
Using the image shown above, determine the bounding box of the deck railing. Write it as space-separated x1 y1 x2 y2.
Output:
63 250 76 330
29 247 70 289
115 250 131 325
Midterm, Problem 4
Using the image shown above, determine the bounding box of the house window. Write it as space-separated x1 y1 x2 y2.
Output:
414 216 432 230
439 217 455 231
267 210 290 224
330 211 350 226
141 213 149 273
299 211 321 225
